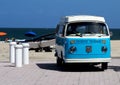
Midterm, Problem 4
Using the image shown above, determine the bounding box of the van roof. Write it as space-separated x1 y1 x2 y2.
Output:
60 15 105 23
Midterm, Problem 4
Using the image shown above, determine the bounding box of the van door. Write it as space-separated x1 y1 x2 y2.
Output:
56 24 66 57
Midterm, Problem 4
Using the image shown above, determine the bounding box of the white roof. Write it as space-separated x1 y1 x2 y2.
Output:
60 15 105 23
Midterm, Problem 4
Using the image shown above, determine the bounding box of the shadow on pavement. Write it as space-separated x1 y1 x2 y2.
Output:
36 63 104 72
109 66 120 72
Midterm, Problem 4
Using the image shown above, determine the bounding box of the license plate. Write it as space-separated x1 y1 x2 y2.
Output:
86 46 92 53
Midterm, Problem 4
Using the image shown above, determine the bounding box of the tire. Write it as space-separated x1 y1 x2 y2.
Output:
44 47 52 52
57 57 63 66
39 49 43 52
35 48 39 52
101 62 108 70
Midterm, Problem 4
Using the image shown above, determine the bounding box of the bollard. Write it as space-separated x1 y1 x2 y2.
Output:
22 43 29 65
15 44 23 67
9 42 16 63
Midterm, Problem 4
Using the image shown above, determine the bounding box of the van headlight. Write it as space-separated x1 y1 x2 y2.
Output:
69 46 76 53
101 46 107 53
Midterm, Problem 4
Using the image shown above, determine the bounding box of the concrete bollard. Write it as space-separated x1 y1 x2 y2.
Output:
9 42 16 63
15 44 23 67
22 43 29 65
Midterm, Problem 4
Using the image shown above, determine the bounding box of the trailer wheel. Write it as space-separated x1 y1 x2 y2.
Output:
35 48 39 52
44 47 52 52
101 62 108 70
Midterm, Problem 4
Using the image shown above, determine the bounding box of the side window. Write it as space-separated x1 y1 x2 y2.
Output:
58 25 65 37
103 26 109 35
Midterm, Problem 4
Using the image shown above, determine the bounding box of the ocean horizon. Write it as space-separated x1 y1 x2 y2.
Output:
0 28 119 41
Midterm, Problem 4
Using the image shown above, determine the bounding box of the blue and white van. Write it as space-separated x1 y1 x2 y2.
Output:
55 15 111 70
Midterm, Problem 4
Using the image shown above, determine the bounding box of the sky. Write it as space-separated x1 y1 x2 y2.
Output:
0 0 120 28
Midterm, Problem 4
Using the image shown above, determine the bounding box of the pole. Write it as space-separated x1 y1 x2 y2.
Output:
22 43 29 65
9 42 16 63
15 44 23 67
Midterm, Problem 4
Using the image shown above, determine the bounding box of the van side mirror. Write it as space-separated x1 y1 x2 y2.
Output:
56 24 59 33
110 31 113 36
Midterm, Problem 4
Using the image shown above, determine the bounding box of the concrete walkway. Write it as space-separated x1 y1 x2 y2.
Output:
0 58 120 85
0 40 120 85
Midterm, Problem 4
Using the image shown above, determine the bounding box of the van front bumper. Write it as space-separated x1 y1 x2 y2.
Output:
64 58 111 63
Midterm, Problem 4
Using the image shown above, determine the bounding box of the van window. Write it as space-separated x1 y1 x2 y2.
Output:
66 22 108 36
58 25 65 37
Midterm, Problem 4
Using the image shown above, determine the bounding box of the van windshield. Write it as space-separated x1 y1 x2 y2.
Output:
66 22 109 36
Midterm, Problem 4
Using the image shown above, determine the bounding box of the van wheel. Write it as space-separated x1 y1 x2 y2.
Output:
101 62 108 70
57 57 63 66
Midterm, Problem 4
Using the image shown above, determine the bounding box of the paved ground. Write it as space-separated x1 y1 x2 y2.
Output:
0 58 120 85
0 41 120 85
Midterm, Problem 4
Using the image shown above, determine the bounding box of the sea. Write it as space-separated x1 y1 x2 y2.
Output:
0 28 119 41
0 28 55 41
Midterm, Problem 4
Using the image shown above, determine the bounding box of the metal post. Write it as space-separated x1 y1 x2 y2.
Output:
9 42 16 63
15 44 23 67
22 43 29 65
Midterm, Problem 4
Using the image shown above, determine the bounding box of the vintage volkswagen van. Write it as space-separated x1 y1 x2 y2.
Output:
55 15 111 70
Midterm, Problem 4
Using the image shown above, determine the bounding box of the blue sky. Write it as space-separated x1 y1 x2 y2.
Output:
0 0 119 28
